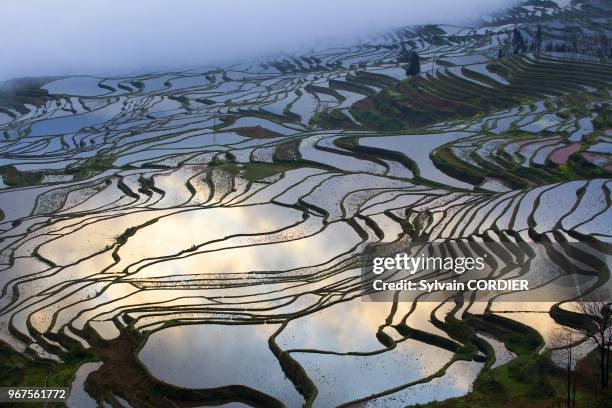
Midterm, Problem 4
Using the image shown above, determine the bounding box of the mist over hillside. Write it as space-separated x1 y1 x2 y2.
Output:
0 0 516 80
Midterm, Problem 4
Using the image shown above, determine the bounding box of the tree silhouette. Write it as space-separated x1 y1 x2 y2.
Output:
535 24 543 53
406 50 421 77
550 328 579 408
398 43 411 63
575 289 611 391
512 27 526 55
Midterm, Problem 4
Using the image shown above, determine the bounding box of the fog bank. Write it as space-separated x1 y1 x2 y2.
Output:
1 0 515 80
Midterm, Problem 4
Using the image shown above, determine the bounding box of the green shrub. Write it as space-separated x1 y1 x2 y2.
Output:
0 165 43 186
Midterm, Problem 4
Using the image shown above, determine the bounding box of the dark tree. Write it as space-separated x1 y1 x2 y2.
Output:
512 27 526 54
398 44 411 63
550 328 578 408
535 24 543 52
575 290 611 391
570 33 578 54
594 32 609 58
406 50 421 76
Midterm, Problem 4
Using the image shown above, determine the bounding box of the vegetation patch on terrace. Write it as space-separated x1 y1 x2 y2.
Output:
313 54 612 132
0 77 60 116
231 125 283 139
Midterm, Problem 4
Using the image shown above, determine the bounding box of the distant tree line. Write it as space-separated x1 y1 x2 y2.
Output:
498 24 611 59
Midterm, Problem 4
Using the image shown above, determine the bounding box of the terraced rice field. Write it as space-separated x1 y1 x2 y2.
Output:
0 0 610 407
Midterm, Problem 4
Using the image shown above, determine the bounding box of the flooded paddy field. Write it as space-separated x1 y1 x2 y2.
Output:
0 0 611 407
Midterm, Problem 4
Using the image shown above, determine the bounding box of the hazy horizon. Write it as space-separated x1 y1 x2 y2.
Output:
0 0 520 81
